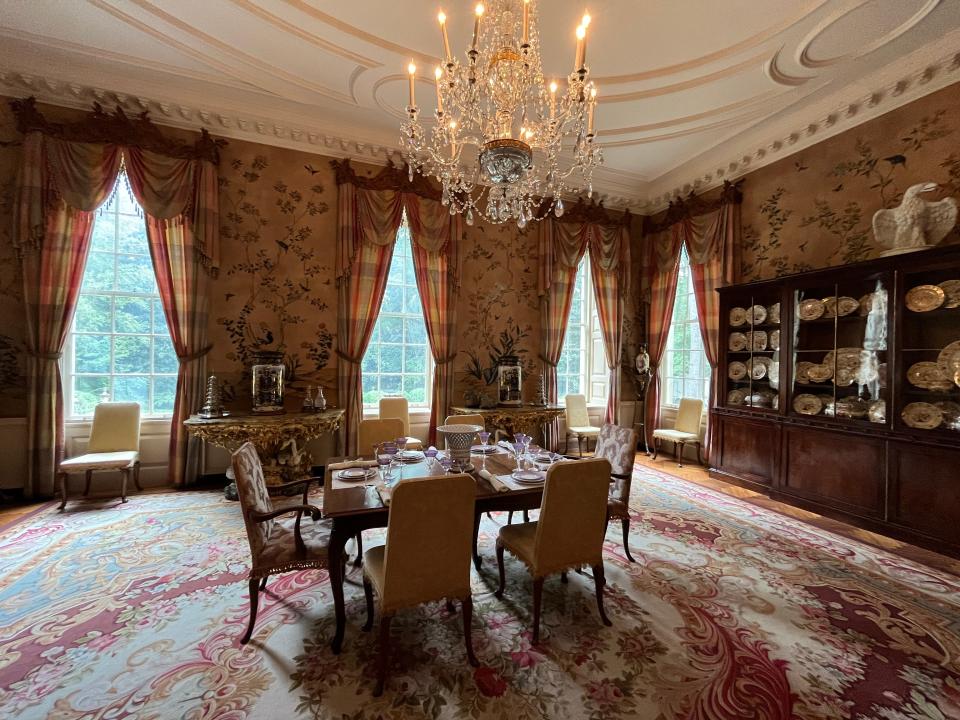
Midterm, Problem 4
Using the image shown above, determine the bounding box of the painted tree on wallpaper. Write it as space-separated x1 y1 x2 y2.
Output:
741 91 960 282
0 130 24 412
217 156 334 385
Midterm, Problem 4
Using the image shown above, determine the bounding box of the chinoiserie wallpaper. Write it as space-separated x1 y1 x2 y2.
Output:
0 100 25 417
740 82 960 282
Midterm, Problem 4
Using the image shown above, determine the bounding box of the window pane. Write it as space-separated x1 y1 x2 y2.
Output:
362 347 379 374
404 345 425 373
90 219 114 253
83 252 115 292
153 335 179 374
381 374 402 395
404 318 426 345
116 254 157 294
380 317 403 344
659 246 711 409
381 284 402 313
114 335 151 374
76 334 111 373
380 344 402 374
74 376 111 416
117 215 146 254
153 376 176 415
403 286 422 315
115 297 151 334
114 375 149 406
362 374 380 404
75 295 112 333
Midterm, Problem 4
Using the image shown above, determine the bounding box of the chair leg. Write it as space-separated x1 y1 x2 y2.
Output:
354 533 364 567
83 469 93 496
120 468 129 503
462 596 479 667
362 575 375 632
560 570 568 584
532 577 544 644
676 442 684 467
577 435 583 458
133 460 143 491
57 472 68 511
507 511 514 525
651 438 659 461
593 564 612 627
495 542 506 599
445 599 456 613
523 509 530 523
259 575 269 591
564 432 569 454
240 577 260 645
373 614 393 697
621 517 635 563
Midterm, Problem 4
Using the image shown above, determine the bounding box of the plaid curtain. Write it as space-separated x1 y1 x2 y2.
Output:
13 133 123 497
127 147 219 486
335 184 404 455
405 194 461 445
538 220 590 450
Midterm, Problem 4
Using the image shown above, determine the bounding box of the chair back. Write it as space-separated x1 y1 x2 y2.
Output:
674 398 704 435
87 402 141 452
359 418 405 455
594 423 637 503
381 474 476 611
533 457 611 576
379 397 411 434
231 442 275 559
564 394 590 428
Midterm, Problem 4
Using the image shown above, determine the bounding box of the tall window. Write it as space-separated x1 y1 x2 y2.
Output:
661 245 710 407
362 222 432 408
557 257 608 404
65 173 178 418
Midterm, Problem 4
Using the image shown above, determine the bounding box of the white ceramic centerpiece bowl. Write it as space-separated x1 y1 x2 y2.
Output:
436 424 483 470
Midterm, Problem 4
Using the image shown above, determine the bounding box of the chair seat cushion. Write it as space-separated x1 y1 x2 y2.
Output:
404 437 423 451
567 426 600 436
652 429 699 442
498 521 538 568
252 514 331 577
59 451 139 472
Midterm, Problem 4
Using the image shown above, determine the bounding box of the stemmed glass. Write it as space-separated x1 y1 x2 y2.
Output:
438 456 453 474
384 442 399 479
527 443 542 471
424 445 438 471
511 442 525 472
477 431 491 469
395 436 408 458
376 443 394 483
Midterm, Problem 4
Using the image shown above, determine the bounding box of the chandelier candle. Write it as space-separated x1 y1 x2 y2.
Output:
407 62 416 107
402 0 603 227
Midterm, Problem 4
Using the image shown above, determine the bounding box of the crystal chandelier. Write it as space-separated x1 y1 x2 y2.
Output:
399 1 603 228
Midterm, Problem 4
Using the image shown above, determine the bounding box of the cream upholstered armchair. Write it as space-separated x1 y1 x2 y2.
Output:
57 402 142 511
357 418 405 457
564 394 600 456
652 398 704 466
232 442 331 645
496 457 613 644
378 396 423 450
594 423 639 563
362 474 479 696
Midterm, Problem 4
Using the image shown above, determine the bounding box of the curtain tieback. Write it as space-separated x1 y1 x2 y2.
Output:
336 349 363 365
434 352 459 366
538 355 559 368
30 351 63 361
177 345 213 362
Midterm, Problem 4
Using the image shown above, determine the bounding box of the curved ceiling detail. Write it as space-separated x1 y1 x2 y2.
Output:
1 0 957 211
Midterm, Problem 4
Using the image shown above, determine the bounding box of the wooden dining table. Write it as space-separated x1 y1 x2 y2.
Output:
322 448 549 654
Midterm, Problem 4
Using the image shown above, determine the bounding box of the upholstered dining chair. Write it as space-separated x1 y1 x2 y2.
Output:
57 402 142 511
652 398 704 466
358 417 405 457
563 394 600 456
232 442 332 645
378 396 423 450
594 423 639 562
495 457 613 644
361 473 479 696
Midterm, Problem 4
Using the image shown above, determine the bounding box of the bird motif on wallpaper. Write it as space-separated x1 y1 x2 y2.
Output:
872 182 957 256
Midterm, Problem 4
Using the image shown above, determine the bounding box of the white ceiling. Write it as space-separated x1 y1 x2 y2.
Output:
1 0 959 210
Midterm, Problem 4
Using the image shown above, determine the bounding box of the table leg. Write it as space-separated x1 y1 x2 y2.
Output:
329 521 351 654
472 511 483 570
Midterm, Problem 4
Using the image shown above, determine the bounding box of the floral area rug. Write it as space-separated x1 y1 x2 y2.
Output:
2 464 960 720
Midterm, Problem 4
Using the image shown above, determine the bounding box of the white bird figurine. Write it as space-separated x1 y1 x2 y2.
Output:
872 182 957 256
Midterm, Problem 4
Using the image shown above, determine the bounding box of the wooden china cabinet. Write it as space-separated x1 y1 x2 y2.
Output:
711 243 960 557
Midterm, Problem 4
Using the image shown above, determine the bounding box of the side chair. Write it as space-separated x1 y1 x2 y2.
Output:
593 423 639 562
652 398 704 466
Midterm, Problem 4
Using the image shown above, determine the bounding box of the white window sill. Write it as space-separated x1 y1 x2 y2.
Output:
66 416 172 425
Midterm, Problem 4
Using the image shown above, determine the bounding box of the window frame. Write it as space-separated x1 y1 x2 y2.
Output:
557 255 609 406
360 221 434 410
63 174 178 421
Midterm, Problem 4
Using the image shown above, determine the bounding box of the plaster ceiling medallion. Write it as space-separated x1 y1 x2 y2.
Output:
399 1 601 228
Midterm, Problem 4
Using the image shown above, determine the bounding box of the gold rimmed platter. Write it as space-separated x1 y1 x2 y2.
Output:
901 402 943 430
729 307 747 327
940 279 960 309
793 393 823 415
799 298 825 321
905 284 945 313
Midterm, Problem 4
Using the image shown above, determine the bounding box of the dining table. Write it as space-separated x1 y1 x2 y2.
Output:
322 447 554 654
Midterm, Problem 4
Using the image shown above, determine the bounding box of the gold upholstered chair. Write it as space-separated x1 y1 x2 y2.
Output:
593 423 639 562
362 474 479 696
358 417 405 457
232 442 331 645
652 397 704 466
57 402 142 511
495 457 613 644
563 394 600 456
378 396 423 450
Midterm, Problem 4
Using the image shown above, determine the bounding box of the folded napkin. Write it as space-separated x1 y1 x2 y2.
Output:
497 440 516 453
328 459 378 471
376 482 393 506
478 468 511 493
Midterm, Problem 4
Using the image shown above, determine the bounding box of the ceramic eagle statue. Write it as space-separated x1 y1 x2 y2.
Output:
872 182 957 256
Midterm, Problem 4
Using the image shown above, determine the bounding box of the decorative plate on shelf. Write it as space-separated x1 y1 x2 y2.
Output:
934 401 960 430
769 329 780 350
807 363 833 383
727 388 747 405
799 298 825 321
767 302 781 324
746 330 768 351
793 393 823 415
728 361 748 381
729 307 747 326
868 400 886 424
905 284 946 312
901 402 943 430
836 296 860 316
747 356 772 380
937 341 960 386
940 279 960 309
907 361 954 391
836 397 869 419
795 361 816 384
822 296 839 318
747 304 767 325
729 332 748 351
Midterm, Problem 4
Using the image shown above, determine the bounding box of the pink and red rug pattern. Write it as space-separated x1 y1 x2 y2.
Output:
1 463 959 719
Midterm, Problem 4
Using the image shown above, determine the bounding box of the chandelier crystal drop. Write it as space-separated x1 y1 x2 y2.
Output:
399 0 603 228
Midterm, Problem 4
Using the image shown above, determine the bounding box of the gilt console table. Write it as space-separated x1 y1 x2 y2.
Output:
184 409 344 486
448 405 565 446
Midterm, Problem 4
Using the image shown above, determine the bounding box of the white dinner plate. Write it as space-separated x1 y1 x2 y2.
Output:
471 444 497 454
512 469 545 484
338 467 378 481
